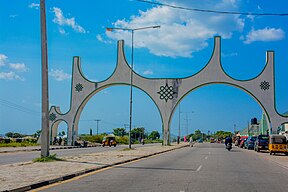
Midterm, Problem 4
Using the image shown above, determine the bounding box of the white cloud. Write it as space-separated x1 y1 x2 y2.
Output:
222 52 238 58
244 27 285 44
9 63 28 72
0 72 24 81
28 3 40 10
0 54 8 66
96 34 112 44
143 70 154 75
59 28 68 35
106 0 244 58
52 7 86 34
49 69 71 81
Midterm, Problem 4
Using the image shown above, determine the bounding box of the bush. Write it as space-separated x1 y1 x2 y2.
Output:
0 141 39 147
79 135 104 143
115 136 129 144
33 154 63 162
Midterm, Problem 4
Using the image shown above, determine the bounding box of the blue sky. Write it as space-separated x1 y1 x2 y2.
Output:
0 0 288 137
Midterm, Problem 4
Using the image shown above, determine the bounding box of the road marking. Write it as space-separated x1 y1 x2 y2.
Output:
204 156 208 160
196 165 202 172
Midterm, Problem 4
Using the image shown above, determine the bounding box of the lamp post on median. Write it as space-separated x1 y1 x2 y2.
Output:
106 25 160 149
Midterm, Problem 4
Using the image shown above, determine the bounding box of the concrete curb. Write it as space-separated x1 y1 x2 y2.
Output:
0 145 100 154
3 144 189 192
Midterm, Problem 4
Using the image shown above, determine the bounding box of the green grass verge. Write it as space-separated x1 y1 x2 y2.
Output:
121 148 136 151
33 154 64 162
0 142 39 147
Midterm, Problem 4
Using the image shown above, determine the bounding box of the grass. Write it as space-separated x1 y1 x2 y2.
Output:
0 142 39 147
33 154 64 162
121 148 136 151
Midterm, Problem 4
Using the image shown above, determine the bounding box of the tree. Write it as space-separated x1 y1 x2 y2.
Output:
149 131 160 140
5 132 24 138
58 131 66 137
113 128 127 136
213 130 232 140
131 127 145 141
32 130 41 138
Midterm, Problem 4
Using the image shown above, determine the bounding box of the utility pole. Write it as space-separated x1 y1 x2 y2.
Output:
40 0 49 157
95 119 101 136
234 124 236 134
178 104 181 141
247 121 250 136
183 113 192 136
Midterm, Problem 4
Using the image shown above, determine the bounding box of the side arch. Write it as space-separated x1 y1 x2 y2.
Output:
50 119 69 144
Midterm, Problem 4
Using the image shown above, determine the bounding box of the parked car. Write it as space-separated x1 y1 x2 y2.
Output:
244 136 257 150
254 134 269 152
197 139 203 143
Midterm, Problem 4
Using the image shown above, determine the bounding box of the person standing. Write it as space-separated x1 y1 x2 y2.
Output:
189 136 193 147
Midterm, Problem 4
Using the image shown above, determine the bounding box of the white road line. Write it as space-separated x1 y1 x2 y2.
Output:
204 156 208 160
196 165 202 172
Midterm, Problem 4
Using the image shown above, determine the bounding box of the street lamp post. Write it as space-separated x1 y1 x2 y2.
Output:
178 103 181 144
106 25 160 148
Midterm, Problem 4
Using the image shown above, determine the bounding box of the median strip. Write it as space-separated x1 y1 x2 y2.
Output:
1 143 188 192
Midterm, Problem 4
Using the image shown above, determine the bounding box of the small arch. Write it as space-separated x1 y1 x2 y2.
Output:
50 119 69 145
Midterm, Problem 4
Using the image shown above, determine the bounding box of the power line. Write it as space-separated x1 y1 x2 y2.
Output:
137 0 288 16
0 98 40 115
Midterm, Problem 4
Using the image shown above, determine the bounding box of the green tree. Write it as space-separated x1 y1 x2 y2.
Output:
113 128 127 136
58 131 66 137
149 131 160 140
32 130 41 138
131 127 145 141
213 130 232 140
5 132 24 138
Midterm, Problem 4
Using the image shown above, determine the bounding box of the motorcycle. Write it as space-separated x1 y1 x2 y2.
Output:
226 143 232 151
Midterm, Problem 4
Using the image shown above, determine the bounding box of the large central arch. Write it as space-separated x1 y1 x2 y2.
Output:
49 36 288 146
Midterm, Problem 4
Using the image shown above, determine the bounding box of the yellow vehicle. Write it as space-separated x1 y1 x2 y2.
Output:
268 134 288 155
102 134 117 147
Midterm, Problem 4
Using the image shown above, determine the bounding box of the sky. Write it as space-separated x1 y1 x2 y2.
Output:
0 0 288 137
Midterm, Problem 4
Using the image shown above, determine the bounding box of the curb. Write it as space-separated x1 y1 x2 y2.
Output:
0 145 100 154
3 144 189 192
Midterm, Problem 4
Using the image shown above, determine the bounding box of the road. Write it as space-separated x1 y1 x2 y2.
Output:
0 143 160 165
35 143 288 192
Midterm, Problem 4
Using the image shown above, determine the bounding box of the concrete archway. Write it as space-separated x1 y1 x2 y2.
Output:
49 36 288 145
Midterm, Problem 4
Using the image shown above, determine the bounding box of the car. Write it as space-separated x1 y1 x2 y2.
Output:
254 134 269 152
197 139 203 143
244 136 257 150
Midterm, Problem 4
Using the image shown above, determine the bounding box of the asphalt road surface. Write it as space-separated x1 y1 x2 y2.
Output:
0 143 159 165
35 143 288 192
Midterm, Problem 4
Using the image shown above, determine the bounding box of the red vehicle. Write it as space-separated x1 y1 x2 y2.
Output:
239 136 248 148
